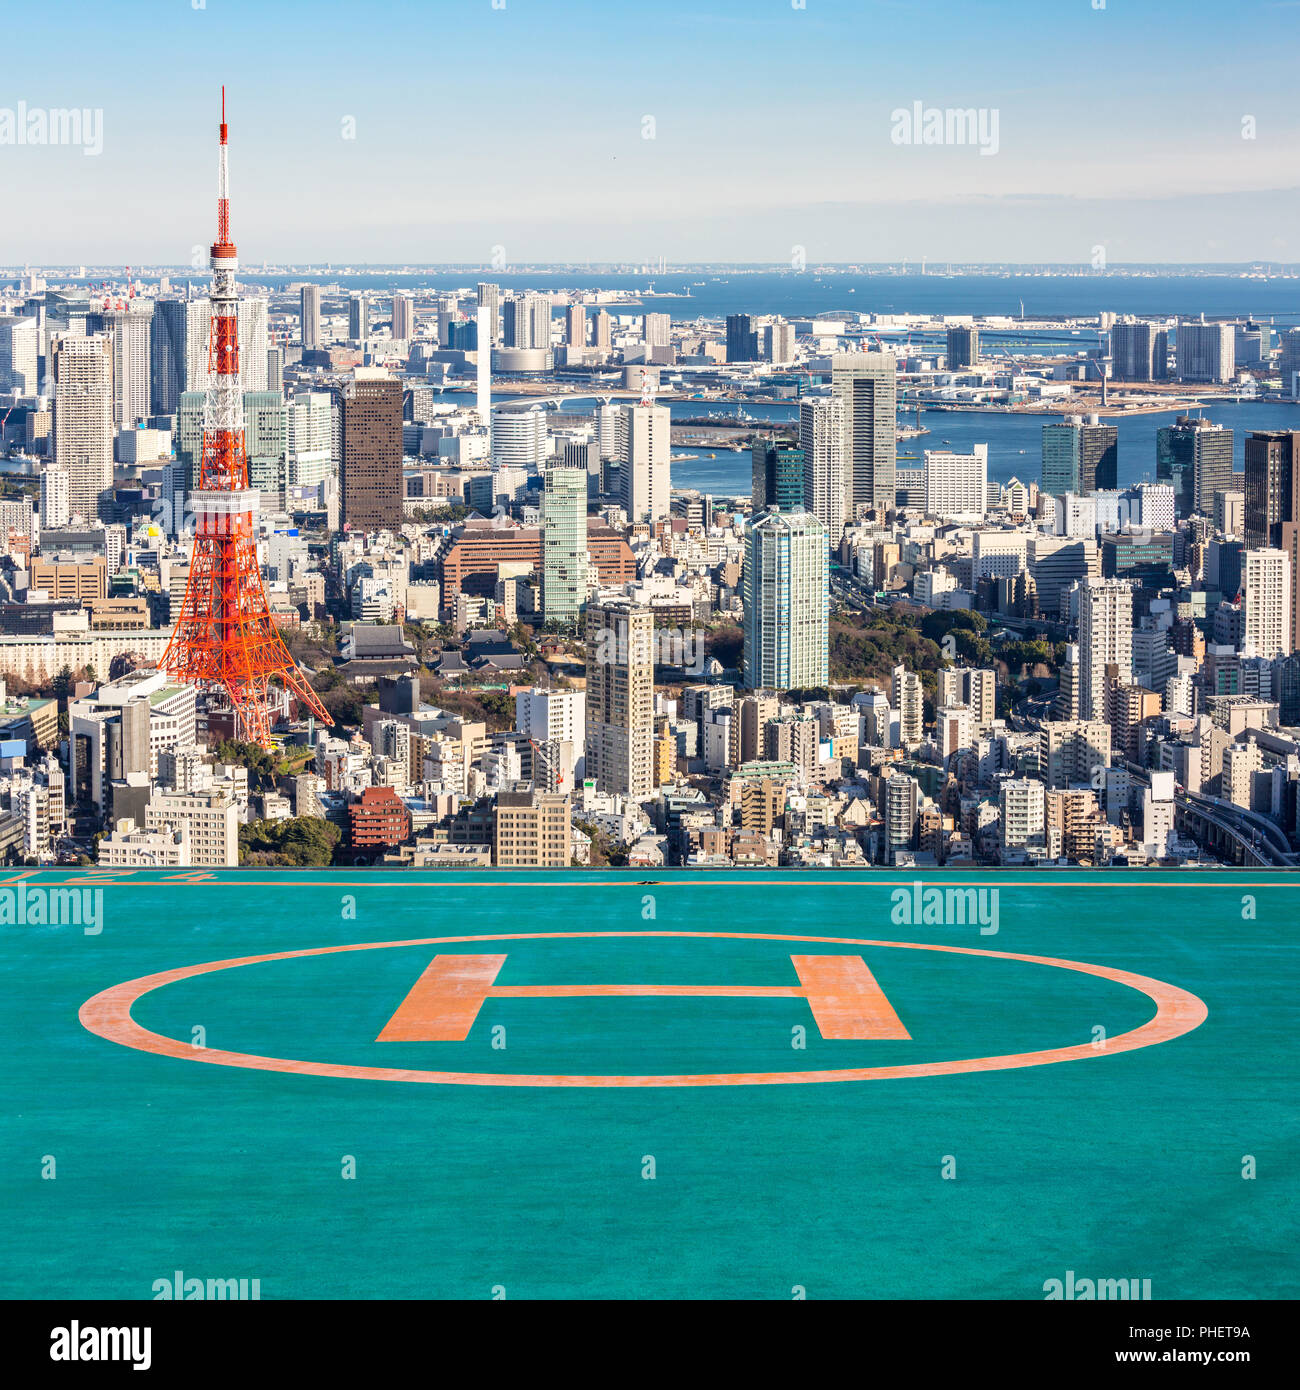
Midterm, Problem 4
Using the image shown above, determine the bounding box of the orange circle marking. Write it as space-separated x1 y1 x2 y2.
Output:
78 932 1208 1088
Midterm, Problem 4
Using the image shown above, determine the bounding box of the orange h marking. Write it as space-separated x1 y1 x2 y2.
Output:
377 953 909 1043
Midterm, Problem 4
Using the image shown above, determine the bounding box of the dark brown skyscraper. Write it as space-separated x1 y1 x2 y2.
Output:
340 367 403 531
1243 430 1300 550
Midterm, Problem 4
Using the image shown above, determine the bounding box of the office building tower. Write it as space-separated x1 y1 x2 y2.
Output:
924 444 988 522
491 405 548 470
243 391 288 510
1041 417 1116 498
51 334 114 524
152 296 267 412
742 509 829 692
566 304 587 348
751 441 804 513
1079 578 1133 721
288 391 333 492
1279 328 1300 398
1243 549 1291 660
618 402 670 524
300 285 322 349
348 294 370 341
541 462 588 623
0 314 38 394
1110 321 1169 381
1243 430 1300 550
340 367 402 531
266 345 284 393
585 599 655 799
799 396 847 546
643 312 671 348
1157 415 1234 517
946 324 979 369
1176 320 1235 383
831 351 896 517
476 283 501 348
86 301 153 429
391 293 414 342
726 313 759 363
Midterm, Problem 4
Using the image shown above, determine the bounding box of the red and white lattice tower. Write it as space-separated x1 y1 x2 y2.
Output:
161 90 330 747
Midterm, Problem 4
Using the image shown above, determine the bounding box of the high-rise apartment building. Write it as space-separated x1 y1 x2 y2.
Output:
300 285 322 349
643 312 671 348
1176 320 1235 383
0 315 39 394
799 396 846 546
891 663 923 746
391 293 414 342
618 402 670 524
938 667 997 724
86 302 153 429
541 462 588 623
476 283 502 348
348 294 370 341
742 509 829 692
831 352 896 517
1110 321 1169 381
1079 578 1133 721
566 304 587 348
1243 548 1291 660
340 367 402 531
585 599 655 799
51 334 114 524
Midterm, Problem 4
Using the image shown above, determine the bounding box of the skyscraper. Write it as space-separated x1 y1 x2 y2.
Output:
585 598 655 799
1079 578 1133 721
1176 320 1235 383
476 283 501 348
1041 417 1116 497
743 508 829 692
618 402 670 524
566 304 587 348
340 367 402 531
831 352 896 518
1157 416 1234 517
591 310 612 349
391 293 414 342
726 314 759 363
287 391 333 492
541 462 588 624
643 312 671 348
946 324 979 368
1279 328 1300 398
1110 321 1169 381
86 301 153 429
1243 549 1291 660
51 334 114 524
799 395 846 546
348 294 370 341
0 315 38 394
300 285 322 349
751 441 803 513
242 391 288 510
1243 430 1300 550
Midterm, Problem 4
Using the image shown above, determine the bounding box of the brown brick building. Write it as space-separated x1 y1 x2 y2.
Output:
349 785 412 849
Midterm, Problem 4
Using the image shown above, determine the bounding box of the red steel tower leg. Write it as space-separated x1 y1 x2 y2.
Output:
161 89 331 748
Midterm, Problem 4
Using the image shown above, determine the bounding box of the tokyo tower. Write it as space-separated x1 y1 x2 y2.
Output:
161 90 330 748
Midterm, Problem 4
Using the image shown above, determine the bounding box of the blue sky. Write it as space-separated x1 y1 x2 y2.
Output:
3 0 1299 265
